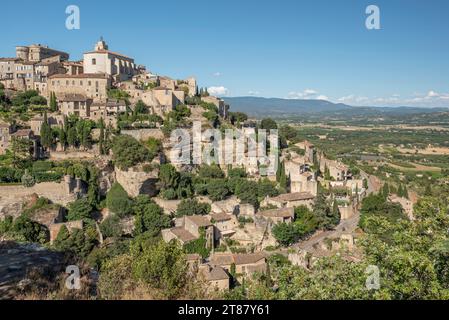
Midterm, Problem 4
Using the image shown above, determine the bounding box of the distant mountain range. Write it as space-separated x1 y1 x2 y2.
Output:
223 97 448 118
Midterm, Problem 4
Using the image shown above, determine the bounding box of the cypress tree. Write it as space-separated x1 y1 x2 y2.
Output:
40 111 52 149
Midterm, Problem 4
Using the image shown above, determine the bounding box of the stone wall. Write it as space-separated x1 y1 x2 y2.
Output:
122 129 164 142
115 166 159 198
0 182 78 220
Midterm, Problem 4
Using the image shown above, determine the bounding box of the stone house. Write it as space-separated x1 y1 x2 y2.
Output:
59 94 93 118
209 212 239 241
0 58 18 81
49 73 111 101
262 192 315 209
162 215 215 247
198 264 230 292
259 207 295 224
209 253 267 278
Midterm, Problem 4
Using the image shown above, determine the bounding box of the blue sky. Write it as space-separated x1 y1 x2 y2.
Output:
1 0 449 107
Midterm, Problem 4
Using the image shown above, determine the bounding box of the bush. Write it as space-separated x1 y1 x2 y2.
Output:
100 215 123 239
133 195 171 236
106 183 133 217
112 135 151 170
272 222 301 247
12 215 49 243
176 199 211 217
206 179 229 201
132 241 187 299
67 198 94 221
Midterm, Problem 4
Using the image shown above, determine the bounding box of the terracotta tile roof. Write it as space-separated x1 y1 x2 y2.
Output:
271 192 315 202
186 215 212 228
210 253 266 266
170 227 197 243
204 266 229 281
210 212 232 222
0 58 20 62
12 129 32 137
260 207 294 218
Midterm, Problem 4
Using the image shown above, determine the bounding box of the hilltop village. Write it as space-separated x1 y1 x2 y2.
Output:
0 40 392 298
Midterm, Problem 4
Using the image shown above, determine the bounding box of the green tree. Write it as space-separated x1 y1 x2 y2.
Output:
67 198 94 221
106 183 133 218
260 118 278 131
112 135 151 170
132 240 187 299
175 199 211 218
206 179 229 201
40 111 53 149
272 222 301 246
133 196 171 236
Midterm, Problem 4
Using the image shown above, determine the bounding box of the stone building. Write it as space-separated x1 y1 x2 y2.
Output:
62 61 84 75
259 207 295 224
49 73 111 100
162 215 215 247
0 58 18 80
59 94 93 118
262 192 315 209
209 253 267 278
16 44 69 62
83 39 138 82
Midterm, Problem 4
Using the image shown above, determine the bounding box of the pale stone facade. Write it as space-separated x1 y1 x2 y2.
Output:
49 73 111 100
83 39 138 82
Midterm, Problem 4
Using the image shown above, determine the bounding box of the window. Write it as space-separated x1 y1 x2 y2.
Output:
92 58 96 65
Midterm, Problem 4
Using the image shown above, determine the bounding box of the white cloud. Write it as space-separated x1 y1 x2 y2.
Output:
248 90 260 96
208 86 229 96
213 72 222 77
316 95 329 101
287 89 323 100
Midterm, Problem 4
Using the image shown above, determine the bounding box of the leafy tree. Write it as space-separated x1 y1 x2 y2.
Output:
313 192 339 230
260 118 278 131
235 179 259 209
112 135 151 170
198 164 225 179
67 198 94 221
134 100 148 114
106 183 133 218
49 92 58 112
40 111 53 149
272 222 301 246
132 240 187 299
100 215 123 239
133 196 171 236
227 167 247 179
257 178 279 199
11 137 33 169
294 205 319 236
144 137 162 159
12 215 48 243
176 199 211 217
158 164 180 191
206 179 229 201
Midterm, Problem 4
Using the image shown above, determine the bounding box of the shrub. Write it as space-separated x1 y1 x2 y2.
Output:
106 183 133 218
112 135 151 170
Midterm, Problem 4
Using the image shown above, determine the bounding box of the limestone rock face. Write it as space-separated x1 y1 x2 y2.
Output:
115 165 159 198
